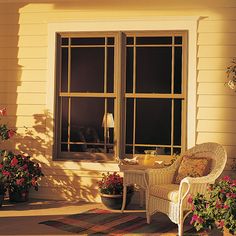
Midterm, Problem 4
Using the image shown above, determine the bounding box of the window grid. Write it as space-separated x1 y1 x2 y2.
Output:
124 32 186 156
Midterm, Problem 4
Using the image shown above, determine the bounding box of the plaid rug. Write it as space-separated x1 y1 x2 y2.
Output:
39 208 207 235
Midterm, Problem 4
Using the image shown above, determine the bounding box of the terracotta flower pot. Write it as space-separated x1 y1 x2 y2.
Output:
9 189 29 202
100 192 133 210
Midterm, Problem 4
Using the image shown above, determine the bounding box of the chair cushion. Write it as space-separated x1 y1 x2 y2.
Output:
175 155 210 184
149 184 180 203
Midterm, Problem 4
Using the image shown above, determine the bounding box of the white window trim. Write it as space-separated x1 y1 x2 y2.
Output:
47 16 199 159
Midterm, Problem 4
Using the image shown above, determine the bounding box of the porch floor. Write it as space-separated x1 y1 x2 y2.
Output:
0 199 214 235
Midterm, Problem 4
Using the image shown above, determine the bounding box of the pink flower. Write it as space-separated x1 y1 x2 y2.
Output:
16 178 25 186
197 217 204 224
0 164 3 169
10 157 18 166
187 194 193 204
190 214 199 224
7 129 15 138
0 108 7 116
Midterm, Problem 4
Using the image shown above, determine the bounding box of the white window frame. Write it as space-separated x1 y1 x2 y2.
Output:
47 16 199 160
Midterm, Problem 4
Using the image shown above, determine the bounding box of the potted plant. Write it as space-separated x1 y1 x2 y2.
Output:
97 172 134 210
0 107 15 206
0 150 44 202
188 176 236 235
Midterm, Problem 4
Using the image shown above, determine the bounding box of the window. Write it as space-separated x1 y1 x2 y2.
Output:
55 31 187 161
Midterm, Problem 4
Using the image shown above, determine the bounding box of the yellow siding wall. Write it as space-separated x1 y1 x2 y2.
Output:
0 0 235 201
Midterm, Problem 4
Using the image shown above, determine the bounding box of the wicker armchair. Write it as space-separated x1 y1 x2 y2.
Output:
145 142 227 236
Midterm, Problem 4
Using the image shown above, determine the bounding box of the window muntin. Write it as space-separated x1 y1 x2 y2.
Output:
56 32 186 160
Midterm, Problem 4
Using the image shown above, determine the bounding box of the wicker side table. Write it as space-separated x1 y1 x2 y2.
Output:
119 164 148 215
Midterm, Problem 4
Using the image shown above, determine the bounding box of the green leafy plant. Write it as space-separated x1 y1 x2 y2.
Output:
0 150 44 193
188 176 236 235
98 172 133 195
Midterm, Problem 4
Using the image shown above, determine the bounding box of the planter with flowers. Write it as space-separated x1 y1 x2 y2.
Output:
98 172 134 210
189 176 236 235
0 107 15 205
0 150 44 202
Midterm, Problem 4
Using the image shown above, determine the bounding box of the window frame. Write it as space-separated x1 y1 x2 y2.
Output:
47 17 199 161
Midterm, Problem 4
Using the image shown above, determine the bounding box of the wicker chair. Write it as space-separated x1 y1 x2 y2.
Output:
145 142 227 236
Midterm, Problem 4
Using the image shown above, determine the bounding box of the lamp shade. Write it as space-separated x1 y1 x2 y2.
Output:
102 113 114 128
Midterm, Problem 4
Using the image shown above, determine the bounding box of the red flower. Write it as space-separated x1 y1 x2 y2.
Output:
10 157 18 166
16 178 25 186
7 129 15 138
216 220 225 228
22 164 28 170
2 170 10 177
0 164 3 169
224 204 230 209
222 176 231 182
216 200 222 209
0 108 7 116
31 178 37 186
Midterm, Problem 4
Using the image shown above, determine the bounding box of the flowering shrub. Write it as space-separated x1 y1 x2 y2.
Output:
98 172 133 195
0 150 44 192
226 58 236 92
189 176 236 235
0 107 15 141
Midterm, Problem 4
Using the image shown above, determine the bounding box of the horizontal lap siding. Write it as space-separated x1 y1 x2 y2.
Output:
0 1 235 201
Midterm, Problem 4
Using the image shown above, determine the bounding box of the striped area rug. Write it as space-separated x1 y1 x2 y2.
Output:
39 208 203 235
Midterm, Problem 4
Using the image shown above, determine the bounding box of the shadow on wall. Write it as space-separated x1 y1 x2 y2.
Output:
13 110 102 202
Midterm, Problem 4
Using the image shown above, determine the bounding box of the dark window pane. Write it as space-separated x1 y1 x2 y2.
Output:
136 47 172 93
136 37 172 45
126 47 133 93
125 98 134 145
61 97 69 142
107 47 114 93
174 36 182 45
61 144 68 152
70 97 105 143
127 37 134 45
70 144 87 152
136 99 171 145
61 38 68 46
174 47 182 94
61 48 68 92
125 146 133 154
71 37 105 45
71 47 104 92
107 37 114 45
174 99 182 146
